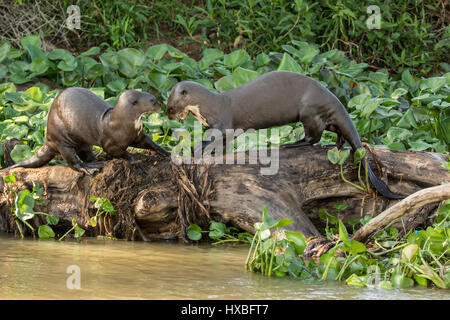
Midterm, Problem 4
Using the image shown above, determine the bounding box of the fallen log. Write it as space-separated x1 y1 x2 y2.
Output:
0 146 448 241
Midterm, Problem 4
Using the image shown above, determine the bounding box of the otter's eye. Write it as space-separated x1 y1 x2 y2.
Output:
181 90 187 96
132 100 138 106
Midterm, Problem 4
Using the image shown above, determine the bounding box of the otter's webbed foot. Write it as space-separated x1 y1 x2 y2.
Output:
73 162 103 176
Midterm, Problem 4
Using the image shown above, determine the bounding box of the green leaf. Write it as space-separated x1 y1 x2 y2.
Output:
107 79 127 93
223 49 249 69
74 225 85 239
145 44 168 61
117 48 145 78
353 148 366 165
401 69 416 88
209 221 226 239
199 48 223 70
327 147 340 164
79 46 100 57
232 67 259 87
21 35 41 49
22 86 44 103
38 225 55 239
285 231 307 255
391 274 414 288
214 75 237 92
187 224 202 241
277 53 302 73
337 149 350 165
10 144 33 163
420 77 447 93
345 274 367 287
0 42 10 63
46 215 59 225
390 88 408 99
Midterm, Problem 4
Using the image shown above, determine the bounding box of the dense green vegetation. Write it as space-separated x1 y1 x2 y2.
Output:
0 0 448 291
245 205 449 289
8 0 447 75
0 35 448 168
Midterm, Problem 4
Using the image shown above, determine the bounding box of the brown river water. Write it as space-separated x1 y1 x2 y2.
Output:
0 233 448 300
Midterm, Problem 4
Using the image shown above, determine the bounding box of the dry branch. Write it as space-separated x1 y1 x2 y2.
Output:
352 184 450 242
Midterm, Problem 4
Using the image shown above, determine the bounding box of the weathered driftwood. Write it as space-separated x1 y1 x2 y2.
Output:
0 146 448 241
352 184 450 242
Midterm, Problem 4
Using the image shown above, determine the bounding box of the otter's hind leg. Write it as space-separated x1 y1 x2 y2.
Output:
58 145 100 176
76 145 97 163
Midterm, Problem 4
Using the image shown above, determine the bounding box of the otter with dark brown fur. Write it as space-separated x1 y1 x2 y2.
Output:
167 70 404 199
1 87 169 175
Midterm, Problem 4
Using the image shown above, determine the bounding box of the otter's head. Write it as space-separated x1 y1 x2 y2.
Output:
116 90 161 119
166 81 210 120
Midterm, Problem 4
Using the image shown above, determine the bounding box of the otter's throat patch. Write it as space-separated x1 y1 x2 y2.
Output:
181 105 209 127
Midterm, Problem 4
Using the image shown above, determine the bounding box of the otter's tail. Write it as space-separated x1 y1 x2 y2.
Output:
361 155 405 199
335 102 405 200
0 144 55 173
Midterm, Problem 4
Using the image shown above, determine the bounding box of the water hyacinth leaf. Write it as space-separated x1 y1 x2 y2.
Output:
100 50 120 69
48 49 73 61
420 77 447 93
0 42 10 63
209 221 226 239
4 92 24 104
402 69 416 88
145 44 168 61
1 123 28 140
413 274 428 287
401 244 418 262
199 48 223 70
10 144 33 163
348 93 371 110
20 35 41 49
360 99 381 118
408 140 432 151
23 86 44 103
390 87 408 99
256 53 270 67
148 72 173 92
117 48 145 78
74 225 85 239
386 127 413 142
80 46 100 57
233 67 259 87
345 274 367 287
57 56 78 71
107 79 127 93
223 49 249 69
318 209 338 225
278 53 302 73
397 109 418 129
14 189 35 221
327 147 340 164
215 75 237 92
187 224 202 241
46 215 59 226
337 149 350 165
391 274 414 288
353 148 366 166
38 225 55 239
285 231 307 255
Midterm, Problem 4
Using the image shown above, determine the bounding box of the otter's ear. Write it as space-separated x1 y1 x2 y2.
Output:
132 100 138 106
181 89 187 96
